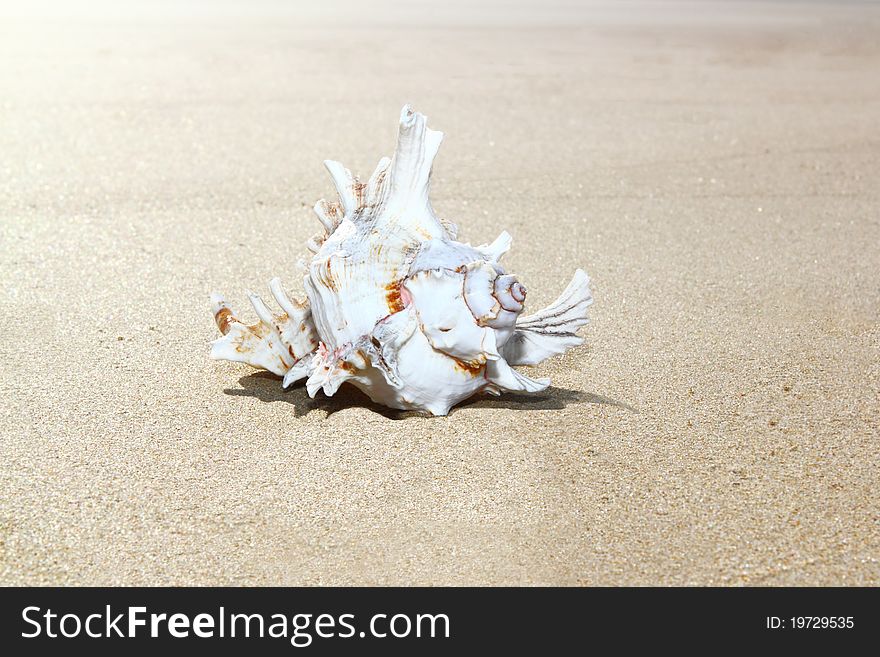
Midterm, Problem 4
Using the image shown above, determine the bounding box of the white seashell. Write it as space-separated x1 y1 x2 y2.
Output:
210 106 593 416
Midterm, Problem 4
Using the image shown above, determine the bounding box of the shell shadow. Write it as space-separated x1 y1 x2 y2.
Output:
224 372 403 419
224 371 637 419
457 388 638 414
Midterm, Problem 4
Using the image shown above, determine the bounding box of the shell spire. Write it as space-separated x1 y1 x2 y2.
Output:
209 106 593 416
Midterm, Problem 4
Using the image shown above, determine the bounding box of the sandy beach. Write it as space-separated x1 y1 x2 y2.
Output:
1 0 878 585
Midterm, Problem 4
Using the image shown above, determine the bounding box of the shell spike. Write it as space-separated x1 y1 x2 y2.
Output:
246 290 275 326
365 156 392 208
305 362 352 398
268 277 304 320
487 359 550 393
282 357 313 388
210 293 236 336
313 200 337 233
209 291 226 314
387 105 444 220
477 230 513 262
323 160 358 215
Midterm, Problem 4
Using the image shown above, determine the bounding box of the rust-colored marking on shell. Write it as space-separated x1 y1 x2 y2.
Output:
353 181 366 210
339 360 357 373
452 357 485 377
374 168 387 192
324 258 338 291
214 307 236 335
323 200 343 226
385 281 405 314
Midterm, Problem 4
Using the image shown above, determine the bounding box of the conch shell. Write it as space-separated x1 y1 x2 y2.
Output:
210 106 592 416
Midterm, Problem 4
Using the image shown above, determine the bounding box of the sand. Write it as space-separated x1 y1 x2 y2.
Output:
1 0 878 586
